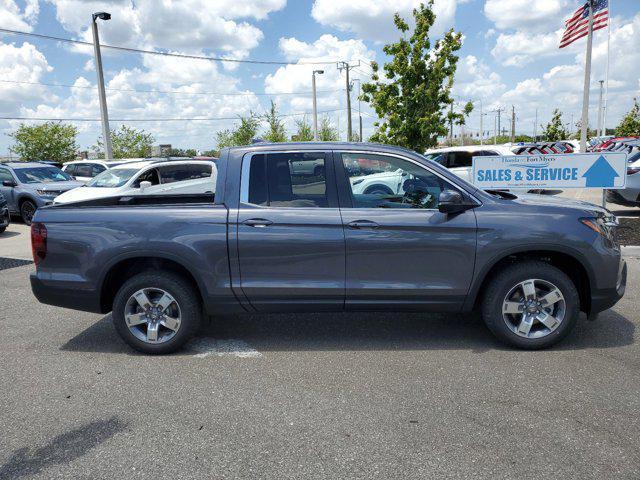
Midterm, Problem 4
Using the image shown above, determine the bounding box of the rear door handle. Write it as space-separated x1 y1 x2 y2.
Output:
347 220 380 229
242 218 273 228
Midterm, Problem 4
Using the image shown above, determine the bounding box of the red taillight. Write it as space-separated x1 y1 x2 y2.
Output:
31 222 47 266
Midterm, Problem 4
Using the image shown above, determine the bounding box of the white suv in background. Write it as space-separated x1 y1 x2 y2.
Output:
423 145 516 183
62 159 142 183
54 160 217 204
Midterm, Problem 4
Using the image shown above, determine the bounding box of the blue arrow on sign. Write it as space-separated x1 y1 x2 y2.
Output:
582 155 619 187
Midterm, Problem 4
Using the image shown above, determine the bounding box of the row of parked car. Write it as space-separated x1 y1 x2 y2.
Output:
0 157 217 225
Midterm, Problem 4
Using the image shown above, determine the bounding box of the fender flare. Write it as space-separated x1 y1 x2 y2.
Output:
464 243 596 311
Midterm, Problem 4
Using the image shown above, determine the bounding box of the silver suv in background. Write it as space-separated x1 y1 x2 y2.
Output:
0 162 83 224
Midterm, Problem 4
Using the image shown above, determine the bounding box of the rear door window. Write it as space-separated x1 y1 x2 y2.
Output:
158 164 212 184
447 151 473 168
245 152 332 208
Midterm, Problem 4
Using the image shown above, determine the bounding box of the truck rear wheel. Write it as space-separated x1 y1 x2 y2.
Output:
112 271 202 354
481 261 579 349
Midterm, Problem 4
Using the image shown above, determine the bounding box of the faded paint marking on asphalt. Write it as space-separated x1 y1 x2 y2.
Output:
188 338 262 358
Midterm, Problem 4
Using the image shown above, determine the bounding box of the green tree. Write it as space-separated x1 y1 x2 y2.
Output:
445 101 474 145
292 116 314 142
215 114 260 149
263 100 287 142
541 109 569 141
615 98 640 136
9 122 79 162
318 116 339 141
361 1 465 151
169 148 198 157
93 125 155 158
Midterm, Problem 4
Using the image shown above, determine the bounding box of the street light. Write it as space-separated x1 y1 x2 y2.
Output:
312 70 324 141
92 11 113 160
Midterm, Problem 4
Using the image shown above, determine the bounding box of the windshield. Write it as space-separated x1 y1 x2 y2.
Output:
14 167 73 184
87 168 137 188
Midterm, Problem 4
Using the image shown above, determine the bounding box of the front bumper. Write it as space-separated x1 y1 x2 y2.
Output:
0 207 9 228
30 273 103 313
605 189 640 207
590 258 627 315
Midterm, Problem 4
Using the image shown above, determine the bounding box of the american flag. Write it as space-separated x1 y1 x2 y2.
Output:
559 0 609 49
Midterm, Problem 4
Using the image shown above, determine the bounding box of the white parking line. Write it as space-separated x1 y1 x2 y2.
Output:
188 338 262 358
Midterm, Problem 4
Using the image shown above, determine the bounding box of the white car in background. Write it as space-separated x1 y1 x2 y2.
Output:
54 160 217 204
62 159 143 183
423 145 516 184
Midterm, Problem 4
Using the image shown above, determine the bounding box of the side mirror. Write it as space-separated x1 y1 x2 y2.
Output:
2 180 17 188
139 181 152 191
438 189 471 214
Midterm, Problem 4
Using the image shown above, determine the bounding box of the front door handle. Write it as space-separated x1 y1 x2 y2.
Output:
242 218 273 228
347 220 380 229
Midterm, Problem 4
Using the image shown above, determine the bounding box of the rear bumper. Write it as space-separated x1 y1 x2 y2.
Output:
590 259 627 315
30 273 103 313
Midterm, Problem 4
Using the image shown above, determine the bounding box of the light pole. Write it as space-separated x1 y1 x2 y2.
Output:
312 70 324 141
92 11 113 160
351 78 362 141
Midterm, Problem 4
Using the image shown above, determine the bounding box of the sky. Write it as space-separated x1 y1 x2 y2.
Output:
0 0 639 155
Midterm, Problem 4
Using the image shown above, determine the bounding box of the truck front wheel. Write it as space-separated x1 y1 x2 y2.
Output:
112 271 202 354
481 261 579 349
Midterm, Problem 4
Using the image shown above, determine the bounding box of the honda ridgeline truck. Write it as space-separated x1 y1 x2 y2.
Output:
30 143 627 354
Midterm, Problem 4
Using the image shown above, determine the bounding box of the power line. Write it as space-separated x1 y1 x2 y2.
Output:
0 108 347 123
0 79 342 97
0 28 338 66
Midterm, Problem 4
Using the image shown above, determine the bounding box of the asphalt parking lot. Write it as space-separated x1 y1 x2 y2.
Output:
1 211 639 479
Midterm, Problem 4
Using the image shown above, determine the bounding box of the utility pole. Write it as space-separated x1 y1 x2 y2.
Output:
337 61 359 142
533 108 538 141
579 0 595 152
449 102 454 145
312 70 324 141
510 105 516 143
91 12 113 160
597 79 604 137
479 99 484 146
351 78 363 142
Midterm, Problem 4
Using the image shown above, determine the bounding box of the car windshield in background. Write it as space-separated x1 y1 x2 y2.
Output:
87 169 138 188
14 167 73 184
423 153 445 165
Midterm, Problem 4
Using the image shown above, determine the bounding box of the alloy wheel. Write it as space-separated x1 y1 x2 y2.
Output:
502 279 566 339
124 288 182 344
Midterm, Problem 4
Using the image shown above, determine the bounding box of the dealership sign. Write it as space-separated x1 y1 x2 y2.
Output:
472 152 628 189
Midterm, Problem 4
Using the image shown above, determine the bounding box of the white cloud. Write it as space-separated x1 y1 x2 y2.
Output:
265 35 375 113
311 0 460 42
452 55 506 100
45 0 285 58
0 42 52 113
484 0 569 32
491 29 566 66
0 0 39 31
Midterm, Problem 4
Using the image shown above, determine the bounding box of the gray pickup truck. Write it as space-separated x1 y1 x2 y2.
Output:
30 142 627 354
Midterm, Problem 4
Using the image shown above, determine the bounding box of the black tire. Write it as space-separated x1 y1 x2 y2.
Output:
112 271 202 354
0 226 6 234
20 200 36 225
364 185 393 195
481 261 579 349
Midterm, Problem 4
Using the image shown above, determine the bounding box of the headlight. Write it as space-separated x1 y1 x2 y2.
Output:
36 189 50 196
580 215 617 237
351 178 364 186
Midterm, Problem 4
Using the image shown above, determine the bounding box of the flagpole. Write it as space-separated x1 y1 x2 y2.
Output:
579 0 595 153
601 0 611 137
